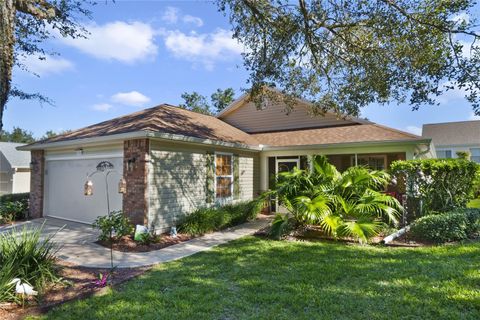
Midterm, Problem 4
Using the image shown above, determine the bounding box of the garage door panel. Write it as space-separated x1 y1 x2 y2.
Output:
44 157 123 224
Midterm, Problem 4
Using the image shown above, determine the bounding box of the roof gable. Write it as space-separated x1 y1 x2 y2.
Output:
217 91 367 133
0 142 30 168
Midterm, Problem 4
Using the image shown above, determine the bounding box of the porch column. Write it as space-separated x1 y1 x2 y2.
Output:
259 154 269 191
123 139 150 226
29 150 45 219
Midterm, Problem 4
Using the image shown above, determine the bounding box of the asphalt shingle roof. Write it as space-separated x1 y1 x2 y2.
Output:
0 142 30 168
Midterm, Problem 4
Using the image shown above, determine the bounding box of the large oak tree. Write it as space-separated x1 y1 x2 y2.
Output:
218 0 480 116
0 0 93 131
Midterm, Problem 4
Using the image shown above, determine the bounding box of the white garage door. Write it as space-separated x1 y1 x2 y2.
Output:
44 156 123 224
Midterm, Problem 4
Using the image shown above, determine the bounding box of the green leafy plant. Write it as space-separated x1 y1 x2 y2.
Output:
177 198 264 236
410 209 480 243
263 155 401 243
391 159 479 214
0 224 60 304
0 200 27 223
92 211 133 242
268 214 296 240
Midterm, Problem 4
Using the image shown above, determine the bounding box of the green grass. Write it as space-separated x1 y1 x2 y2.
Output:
32 237 480 320
468 198 480 208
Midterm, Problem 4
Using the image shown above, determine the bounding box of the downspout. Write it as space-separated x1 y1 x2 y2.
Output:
413 143 431 159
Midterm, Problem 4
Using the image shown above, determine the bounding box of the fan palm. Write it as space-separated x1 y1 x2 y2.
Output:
266 155 402 243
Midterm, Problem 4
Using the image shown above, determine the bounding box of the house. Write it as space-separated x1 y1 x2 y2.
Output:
19 94 433 231
0 142 31 195
422 120 480 163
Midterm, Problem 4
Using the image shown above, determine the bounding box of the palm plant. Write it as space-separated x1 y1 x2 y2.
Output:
265 155 402 243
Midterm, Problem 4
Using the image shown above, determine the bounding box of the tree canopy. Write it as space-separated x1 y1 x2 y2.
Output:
179 88 236 115
218 0 480 116
0 0 94 132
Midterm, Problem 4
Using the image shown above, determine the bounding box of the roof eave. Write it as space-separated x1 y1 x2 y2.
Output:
261 138 432 151
17 130 262 152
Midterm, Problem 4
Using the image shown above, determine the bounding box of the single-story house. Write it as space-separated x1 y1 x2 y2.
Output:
19 93 433 232
0 142 31 195
422 120 480 163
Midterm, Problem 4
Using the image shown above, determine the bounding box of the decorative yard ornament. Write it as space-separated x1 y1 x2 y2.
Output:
84 160 126 271
8 278 38 296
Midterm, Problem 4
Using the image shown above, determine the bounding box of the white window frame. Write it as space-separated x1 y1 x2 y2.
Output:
214 152 234 202
436 149 453 159
470 148 480 163
352 154 387 171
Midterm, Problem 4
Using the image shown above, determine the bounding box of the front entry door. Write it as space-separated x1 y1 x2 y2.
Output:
275 159 300 213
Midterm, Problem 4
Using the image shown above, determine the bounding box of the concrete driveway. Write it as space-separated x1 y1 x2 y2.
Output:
0 216 270 269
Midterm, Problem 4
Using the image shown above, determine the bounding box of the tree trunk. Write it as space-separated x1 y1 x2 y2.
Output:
0 0 16 133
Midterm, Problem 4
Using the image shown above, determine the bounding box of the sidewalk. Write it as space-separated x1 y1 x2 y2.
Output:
0 217 270 268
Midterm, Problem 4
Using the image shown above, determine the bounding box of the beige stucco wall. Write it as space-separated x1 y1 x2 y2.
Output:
148 139 259 232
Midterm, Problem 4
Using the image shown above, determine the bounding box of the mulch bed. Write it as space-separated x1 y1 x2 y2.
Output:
254 224 431 247
96 233 194 253
0 260 150 320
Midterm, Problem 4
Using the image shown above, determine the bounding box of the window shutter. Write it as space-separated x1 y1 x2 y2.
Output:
206 152 215 203
233 154 240 200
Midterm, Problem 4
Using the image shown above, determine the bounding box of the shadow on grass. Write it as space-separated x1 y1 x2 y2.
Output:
33 237 480 320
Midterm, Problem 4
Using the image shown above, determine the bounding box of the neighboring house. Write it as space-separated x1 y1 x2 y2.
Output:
0 142 31 195
422 120 480 163
19 94 433 231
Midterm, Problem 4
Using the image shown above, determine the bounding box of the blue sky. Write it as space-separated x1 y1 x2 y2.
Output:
7 0 479 138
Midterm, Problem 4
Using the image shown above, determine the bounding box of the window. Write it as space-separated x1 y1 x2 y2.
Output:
437 150 452 159
215 153 233 199
353 155 387 171
470 148 480 163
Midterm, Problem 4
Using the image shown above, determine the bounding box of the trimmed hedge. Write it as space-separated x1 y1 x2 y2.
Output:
177 199 264 236
0 192 29 205
391 159 479 213
410 208 480 243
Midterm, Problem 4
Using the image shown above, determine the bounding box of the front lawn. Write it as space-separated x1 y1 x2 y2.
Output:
32 237 480 320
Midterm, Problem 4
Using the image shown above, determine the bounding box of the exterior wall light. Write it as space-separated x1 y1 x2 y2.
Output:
118 177 127 194
84 180 93 196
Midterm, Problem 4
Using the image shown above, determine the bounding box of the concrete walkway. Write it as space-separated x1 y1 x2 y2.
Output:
0 217 270 268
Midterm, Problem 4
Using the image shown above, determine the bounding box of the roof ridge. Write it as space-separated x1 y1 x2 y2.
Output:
370 123 421 138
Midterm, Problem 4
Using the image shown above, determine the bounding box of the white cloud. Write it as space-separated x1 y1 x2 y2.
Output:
406 126 422 136
60 21 158 63
469 112 480 120
92 103 114 112
20 54 74 76
111 91 150 107
163 29 243 69
451 12 470 25
162 7 179 24
183 15 204 27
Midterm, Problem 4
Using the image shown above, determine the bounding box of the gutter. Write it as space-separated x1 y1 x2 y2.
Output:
261 139 432 151
17 130 262 152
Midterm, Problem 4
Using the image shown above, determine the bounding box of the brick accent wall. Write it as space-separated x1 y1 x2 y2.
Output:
29 150 45 219
123 139 150 225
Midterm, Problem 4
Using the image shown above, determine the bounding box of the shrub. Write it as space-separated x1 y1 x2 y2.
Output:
410 208 480 243
92 211 133 242
0 201 27 223
263 155 401 243
177 198 263 236
0 224 60 303
268 214 296 240
0 192 29 223
391 159 479 214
